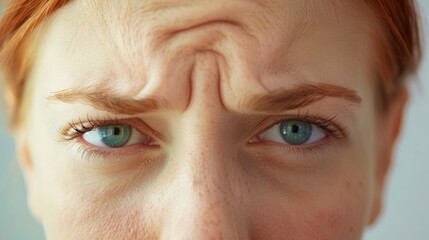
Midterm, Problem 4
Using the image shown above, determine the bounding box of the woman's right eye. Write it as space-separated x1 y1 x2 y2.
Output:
82 124 155 148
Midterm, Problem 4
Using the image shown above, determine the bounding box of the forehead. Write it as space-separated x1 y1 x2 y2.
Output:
71 0 375 63
33 0 379 111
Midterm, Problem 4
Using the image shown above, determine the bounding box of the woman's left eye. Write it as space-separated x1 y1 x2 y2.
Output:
258 120 326 145
82 124 152 148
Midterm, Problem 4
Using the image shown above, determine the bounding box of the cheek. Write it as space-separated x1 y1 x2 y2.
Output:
244 147 375 240
37 169 160 239
26 104 156 239
52 202 151 239
249 178 370 240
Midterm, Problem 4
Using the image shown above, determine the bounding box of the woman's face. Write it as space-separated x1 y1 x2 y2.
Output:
18 0 403 239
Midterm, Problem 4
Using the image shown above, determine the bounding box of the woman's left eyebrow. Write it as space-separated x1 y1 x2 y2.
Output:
244 82 362 112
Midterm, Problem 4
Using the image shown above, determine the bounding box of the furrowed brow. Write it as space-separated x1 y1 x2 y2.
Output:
47 86 168 115
246 83 362 112
48 83 360 114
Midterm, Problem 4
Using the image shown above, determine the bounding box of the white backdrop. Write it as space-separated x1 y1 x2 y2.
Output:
0 1 428 239
364 1 429 238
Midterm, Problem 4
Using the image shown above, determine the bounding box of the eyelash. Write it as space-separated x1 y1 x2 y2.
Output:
249 113 348 159
59 117 159 165
257 114 348 140
59 117 103 141
59 113 348 162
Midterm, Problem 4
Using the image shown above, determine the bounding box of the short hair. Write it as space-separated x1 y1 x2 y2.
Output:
0 0 422 130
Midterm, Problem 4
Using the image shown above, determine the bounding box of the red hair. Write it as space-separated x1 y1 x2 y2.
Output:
366 0 422 104
0 0 70 128
0 0 423 129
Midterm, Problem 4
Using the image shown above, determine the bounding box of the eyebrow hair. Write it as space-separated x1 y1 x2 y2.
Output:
246 83 362 112
47 86 168 115
48 82 361 115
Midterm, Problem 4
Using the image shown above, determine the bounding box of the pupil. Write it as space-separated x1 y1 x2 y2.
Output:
292 125 299 133
280 121 312 145
113 127 120 135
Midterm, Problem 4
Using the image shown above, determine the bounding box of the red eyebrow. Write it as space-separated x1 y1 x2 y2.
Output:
48 86 168 115
245 83 361 112
48 83 361 114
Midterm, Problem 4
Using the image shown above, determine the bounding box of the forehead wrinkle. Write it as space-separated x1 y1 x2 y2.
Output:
77 0 151 92
263 13 313 77
256 1 322 79
264 0 375 78
74 1 118 58
134 0 271 14
135 0 195 14
132 0 275 43
109 2 149 79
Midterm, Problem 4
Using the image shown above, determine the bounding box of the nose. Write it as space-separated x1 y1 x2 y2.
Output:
158 148 247 240
158 53 249 240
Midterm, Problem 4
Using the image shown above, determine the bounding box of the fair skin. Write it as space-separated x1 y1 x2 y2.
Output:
16 0 406 239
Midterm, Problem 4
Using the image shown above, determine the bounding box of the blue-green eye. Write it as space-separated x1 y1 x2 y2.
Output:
82 124 151 148
259 120 326 145
98 125 131 147
280 121 312 145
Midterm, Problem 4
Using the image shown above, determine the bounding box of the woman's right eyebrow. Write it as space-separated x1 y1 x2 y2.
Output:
46 86 169 115
46 82 361 115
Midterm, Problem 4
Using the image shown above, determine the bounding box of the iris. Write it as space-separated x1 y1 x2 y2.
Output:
280 121 312 145
98 125 131 147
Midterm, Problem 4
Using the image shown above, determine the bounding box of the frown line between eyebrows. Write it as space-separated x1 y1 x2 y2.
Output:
46 83 361 115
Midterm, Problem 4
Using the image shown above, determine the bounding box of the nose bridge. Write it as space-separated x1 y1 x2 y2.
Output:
161 157 238 239
160 129 247 240
158 54 248 239
164 115 246 238
178 51 234 224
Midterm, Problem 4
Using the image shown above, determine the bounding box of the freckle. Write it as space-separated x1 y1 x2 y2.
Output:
359 181 363 188
349 225 354 233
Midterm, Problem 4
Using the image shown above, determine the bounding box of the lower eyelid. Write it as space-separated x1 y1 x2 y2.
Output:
250 114 349 143
73 140 161 165
73 148 153 171
248 136 339 164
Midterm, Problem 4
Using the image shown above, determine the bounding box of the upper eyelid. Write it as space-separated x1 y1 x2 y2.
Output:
59 118 165 142
59 115 347 143
249 115 349 141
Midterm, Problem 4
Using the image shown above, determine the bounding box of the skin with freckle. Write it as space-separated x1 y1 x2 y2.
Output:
0 0 418 239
